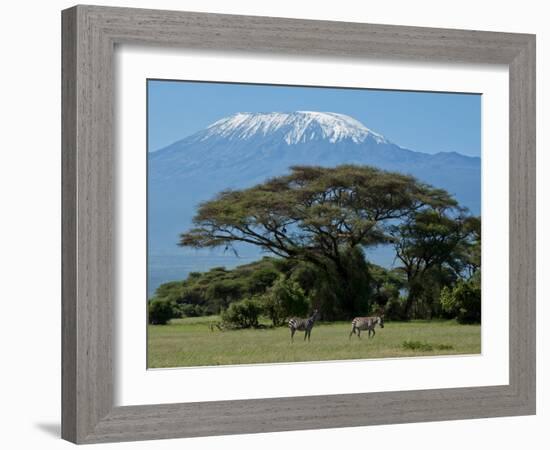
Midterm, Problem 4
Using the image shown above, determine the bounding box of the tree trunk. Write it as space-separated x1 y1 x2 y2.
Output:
333 262 370 319
404 283 421 320
306 247 371 320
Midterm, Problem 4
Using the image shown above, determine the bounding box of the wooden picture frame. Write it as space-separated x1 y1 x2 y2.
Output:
62 5 536 444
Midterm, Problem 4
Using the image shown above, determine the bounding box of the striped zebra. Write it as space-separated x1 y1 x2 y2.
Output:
349 315 384 340
288 310 319 343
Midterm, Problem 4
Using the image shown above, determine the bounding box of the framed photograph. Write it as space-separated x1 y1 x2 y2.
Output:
62 5 536 444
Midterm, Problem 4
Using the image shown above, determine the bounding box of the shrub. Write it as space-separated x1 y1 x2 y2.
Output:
247 266 280 294
261 277 310 326
402 340 434 351
178 303 207 317
205 279 246 312
384 296 408 321
221 298 264 328
440 279 481 324
148 298 176 325
402 340 454 351
153 281 185 302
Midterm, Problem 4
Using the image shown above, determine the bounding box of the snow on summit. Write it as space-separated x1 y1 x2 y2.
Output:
201 111 388 145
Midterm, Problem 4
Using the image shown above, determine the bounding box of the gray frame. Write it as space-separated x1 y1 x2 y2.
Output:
62 4 536 444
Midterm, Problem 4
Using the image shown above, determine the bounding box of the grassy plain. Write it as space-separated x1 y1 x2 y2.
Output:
147 316 481 368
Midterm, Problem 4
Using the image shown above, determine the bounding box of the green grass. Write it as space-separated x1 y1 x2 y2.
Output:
147 317 481 368
402 340 454 352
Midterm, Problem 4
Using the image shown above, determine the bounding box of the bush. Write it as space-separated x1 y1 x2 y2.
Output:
153 281 185 302
178 303 207 317
402 340 454 351
221 298 264 328
261 277 310 326
440 279 481 324
205 279 246 312
384 296 408 321
247 266 280 294
148 299 176 325
371 282 400 313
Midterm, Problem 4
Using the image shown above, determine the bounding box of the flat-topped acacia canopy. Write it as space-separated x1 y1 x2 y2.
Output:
180 164 457 264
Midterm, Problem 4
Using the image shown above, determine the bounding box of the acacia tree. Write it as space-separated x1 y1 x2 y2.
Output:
205 280 244 311
463 216 481 278
179 165 456 318
392 210 480 319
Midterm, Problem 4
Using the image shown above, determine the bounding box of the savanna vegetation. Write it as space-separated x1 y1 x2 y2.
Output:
149 164 481 330
148 316 481 367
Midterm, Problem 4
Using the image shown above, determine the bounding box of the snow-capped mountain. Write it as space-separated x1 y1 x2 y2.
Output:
147 111 480 294
149 111 480 203
198 111 388 145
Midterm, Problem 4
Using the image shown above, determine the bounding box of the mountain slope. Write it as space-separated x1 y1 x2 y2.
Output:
150 111 479 206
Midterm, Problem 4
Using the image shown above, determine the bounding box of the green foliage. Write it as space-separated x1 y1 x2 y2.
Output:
150 257 283 322
152 165 481 323
261 276 310 326
369 263 403 312
463 216 481 276
179 165 459 319
221 298 264 328
410 266 457 319
153 281 185 301
283 247 378 320
334 246 372 317
393 209 481 319
148 299 176 325
440 279 481 324
181 165 457 254
178 303 207 317
247 266 280 294
384 296 408 321
205 279 245 310
402 340 454 351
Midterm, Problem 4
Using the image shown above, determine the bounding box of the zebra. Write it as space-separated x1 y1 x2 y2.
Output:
288 309 319 343
349 315 384 340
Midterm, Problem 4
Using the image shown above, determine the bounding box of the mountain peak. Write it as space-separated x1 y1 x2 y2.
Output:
200 111 388 145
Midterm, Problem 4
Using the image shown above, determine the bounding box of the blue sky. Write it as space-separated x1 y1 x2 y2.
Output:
148 79 481 157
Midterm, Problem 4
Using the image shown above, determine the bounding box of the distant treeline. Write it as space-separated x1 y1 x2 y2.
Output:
149 254 480 327
149 165 481 327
